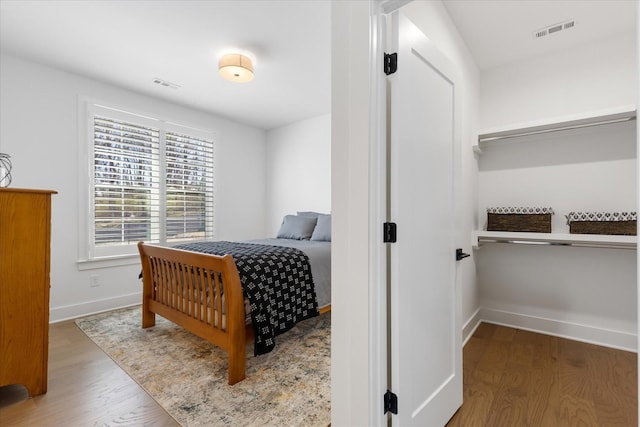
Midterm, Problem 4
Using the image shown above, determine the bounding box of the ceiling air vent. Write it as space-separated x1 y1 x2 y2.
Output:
152 77 180 89
534 19 575 39
535 29 548 38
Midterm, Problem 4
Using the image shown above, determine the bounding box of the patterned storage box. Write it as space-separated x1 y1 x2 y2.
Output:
487 207 554 233
566 212 637 235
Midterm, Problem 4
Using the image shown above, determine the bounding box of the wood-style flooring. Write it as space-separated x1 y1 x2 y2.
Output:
0 320 178 426
1 320 637 426
447 322 638 427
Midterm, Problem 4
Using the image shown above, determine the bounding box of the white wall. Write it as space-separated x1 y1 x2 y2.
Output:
331 1 372 424
476 30 638 350
478 122 637 232
265 114 331 235
331 0 480 424
480 31 637 129
0 53 268 322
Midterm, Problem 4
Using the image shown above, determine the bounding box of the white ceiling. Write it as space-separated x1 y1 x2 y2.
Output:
443 0 637 70
0 0 331 131
0 1 637 130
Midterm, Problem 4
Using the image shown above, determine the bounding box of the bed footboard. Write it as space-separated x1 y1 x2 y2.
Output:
137 242 246 384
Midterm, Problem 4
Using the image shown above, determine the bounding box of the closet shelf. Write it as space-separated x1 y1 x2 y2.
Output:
472 105 637 154
472 230 637 250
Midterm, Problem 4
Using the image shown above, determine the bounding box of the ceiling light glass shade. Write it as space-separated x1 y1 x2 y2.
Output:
218 53 254 83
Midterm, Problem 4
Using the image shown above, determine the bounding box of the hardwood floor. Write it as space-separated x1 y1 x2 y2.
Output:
447 322 638 427
1 320 636 426
0 320 178 426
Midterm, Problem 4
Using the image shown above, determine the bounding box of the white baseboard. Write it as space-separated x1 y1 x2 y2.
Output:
50 292 141 323
462 307 483 345
478 307 637 353
54 296 637 353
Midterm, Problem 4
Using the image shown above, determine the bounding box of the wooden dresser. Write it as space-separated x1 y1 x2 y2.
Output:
0 188 56 397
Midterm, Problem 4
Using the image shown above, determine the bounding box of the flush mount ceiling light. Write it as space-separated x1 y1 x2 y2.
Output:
218 53 254 83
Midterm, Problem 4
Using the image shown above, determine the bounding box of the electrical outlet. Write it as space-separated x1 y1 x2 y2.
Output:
90 274 100 288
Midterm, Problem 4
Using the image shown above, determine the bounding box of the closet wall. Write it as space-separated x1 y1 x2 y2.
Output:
474 30 638 350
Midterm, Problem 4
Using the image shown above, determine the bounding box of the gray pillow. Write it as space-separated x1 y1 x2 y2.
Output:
311 214 331 241
277 215 317 240
297 211 324 219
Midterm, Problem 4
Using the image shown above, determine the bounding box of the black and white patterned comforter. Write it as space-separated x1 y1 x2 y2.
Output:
173 241 319 356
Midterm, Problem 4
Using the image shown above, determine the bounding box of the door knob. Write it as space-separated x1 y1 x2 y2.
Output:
456 248 470 261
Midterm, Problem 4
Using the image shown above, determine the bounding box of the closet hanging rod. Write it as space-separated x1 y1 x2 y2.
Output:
478 115 636 143
477 237 637 250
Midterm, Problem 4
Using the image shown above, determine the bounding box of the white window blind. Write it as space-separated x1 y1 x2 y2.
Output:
88 105 215 258
93 115 160 247
165 131 214 242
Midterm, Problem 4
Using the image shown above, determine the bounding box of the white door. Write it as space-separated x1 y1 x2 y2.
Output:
388 11 463 426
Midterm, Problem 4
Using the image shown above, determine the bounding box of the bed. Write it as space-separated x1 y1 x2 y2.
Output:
137 212 331 385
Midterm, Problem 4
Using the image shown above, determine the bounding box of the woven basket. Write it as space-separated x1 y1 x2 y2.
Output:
487 207 554 233
569 221 636 235
487 213 552 233
566 212 637 236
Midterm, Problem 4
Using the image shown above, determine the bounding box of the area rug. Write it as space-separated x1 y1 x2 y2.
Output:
75 306 330 426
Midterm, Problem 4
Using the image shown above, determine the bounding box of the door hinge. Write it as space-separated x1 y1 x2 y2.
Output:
384 52 398 75
384 390 398 415
383 222 397 243
456 248 470 261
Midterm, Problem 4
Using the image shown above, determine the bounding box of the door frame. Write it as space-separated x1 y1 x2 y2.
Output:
367 1 388 424
368 1 411 425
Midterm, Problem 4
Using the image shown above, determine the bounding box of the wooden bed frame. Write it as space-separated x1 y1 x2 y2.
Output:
137 242 329 385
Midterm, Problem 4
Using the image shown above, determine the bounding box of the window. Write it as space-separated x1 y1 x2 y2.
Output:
87 104 214 259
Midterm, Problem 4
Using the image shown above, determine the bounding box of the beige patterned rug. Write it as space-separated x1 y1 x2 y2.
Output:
75 306 330 426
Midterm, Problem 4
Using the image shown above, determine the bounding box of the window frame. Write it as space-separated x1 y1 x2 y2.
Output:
78 100 216 263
